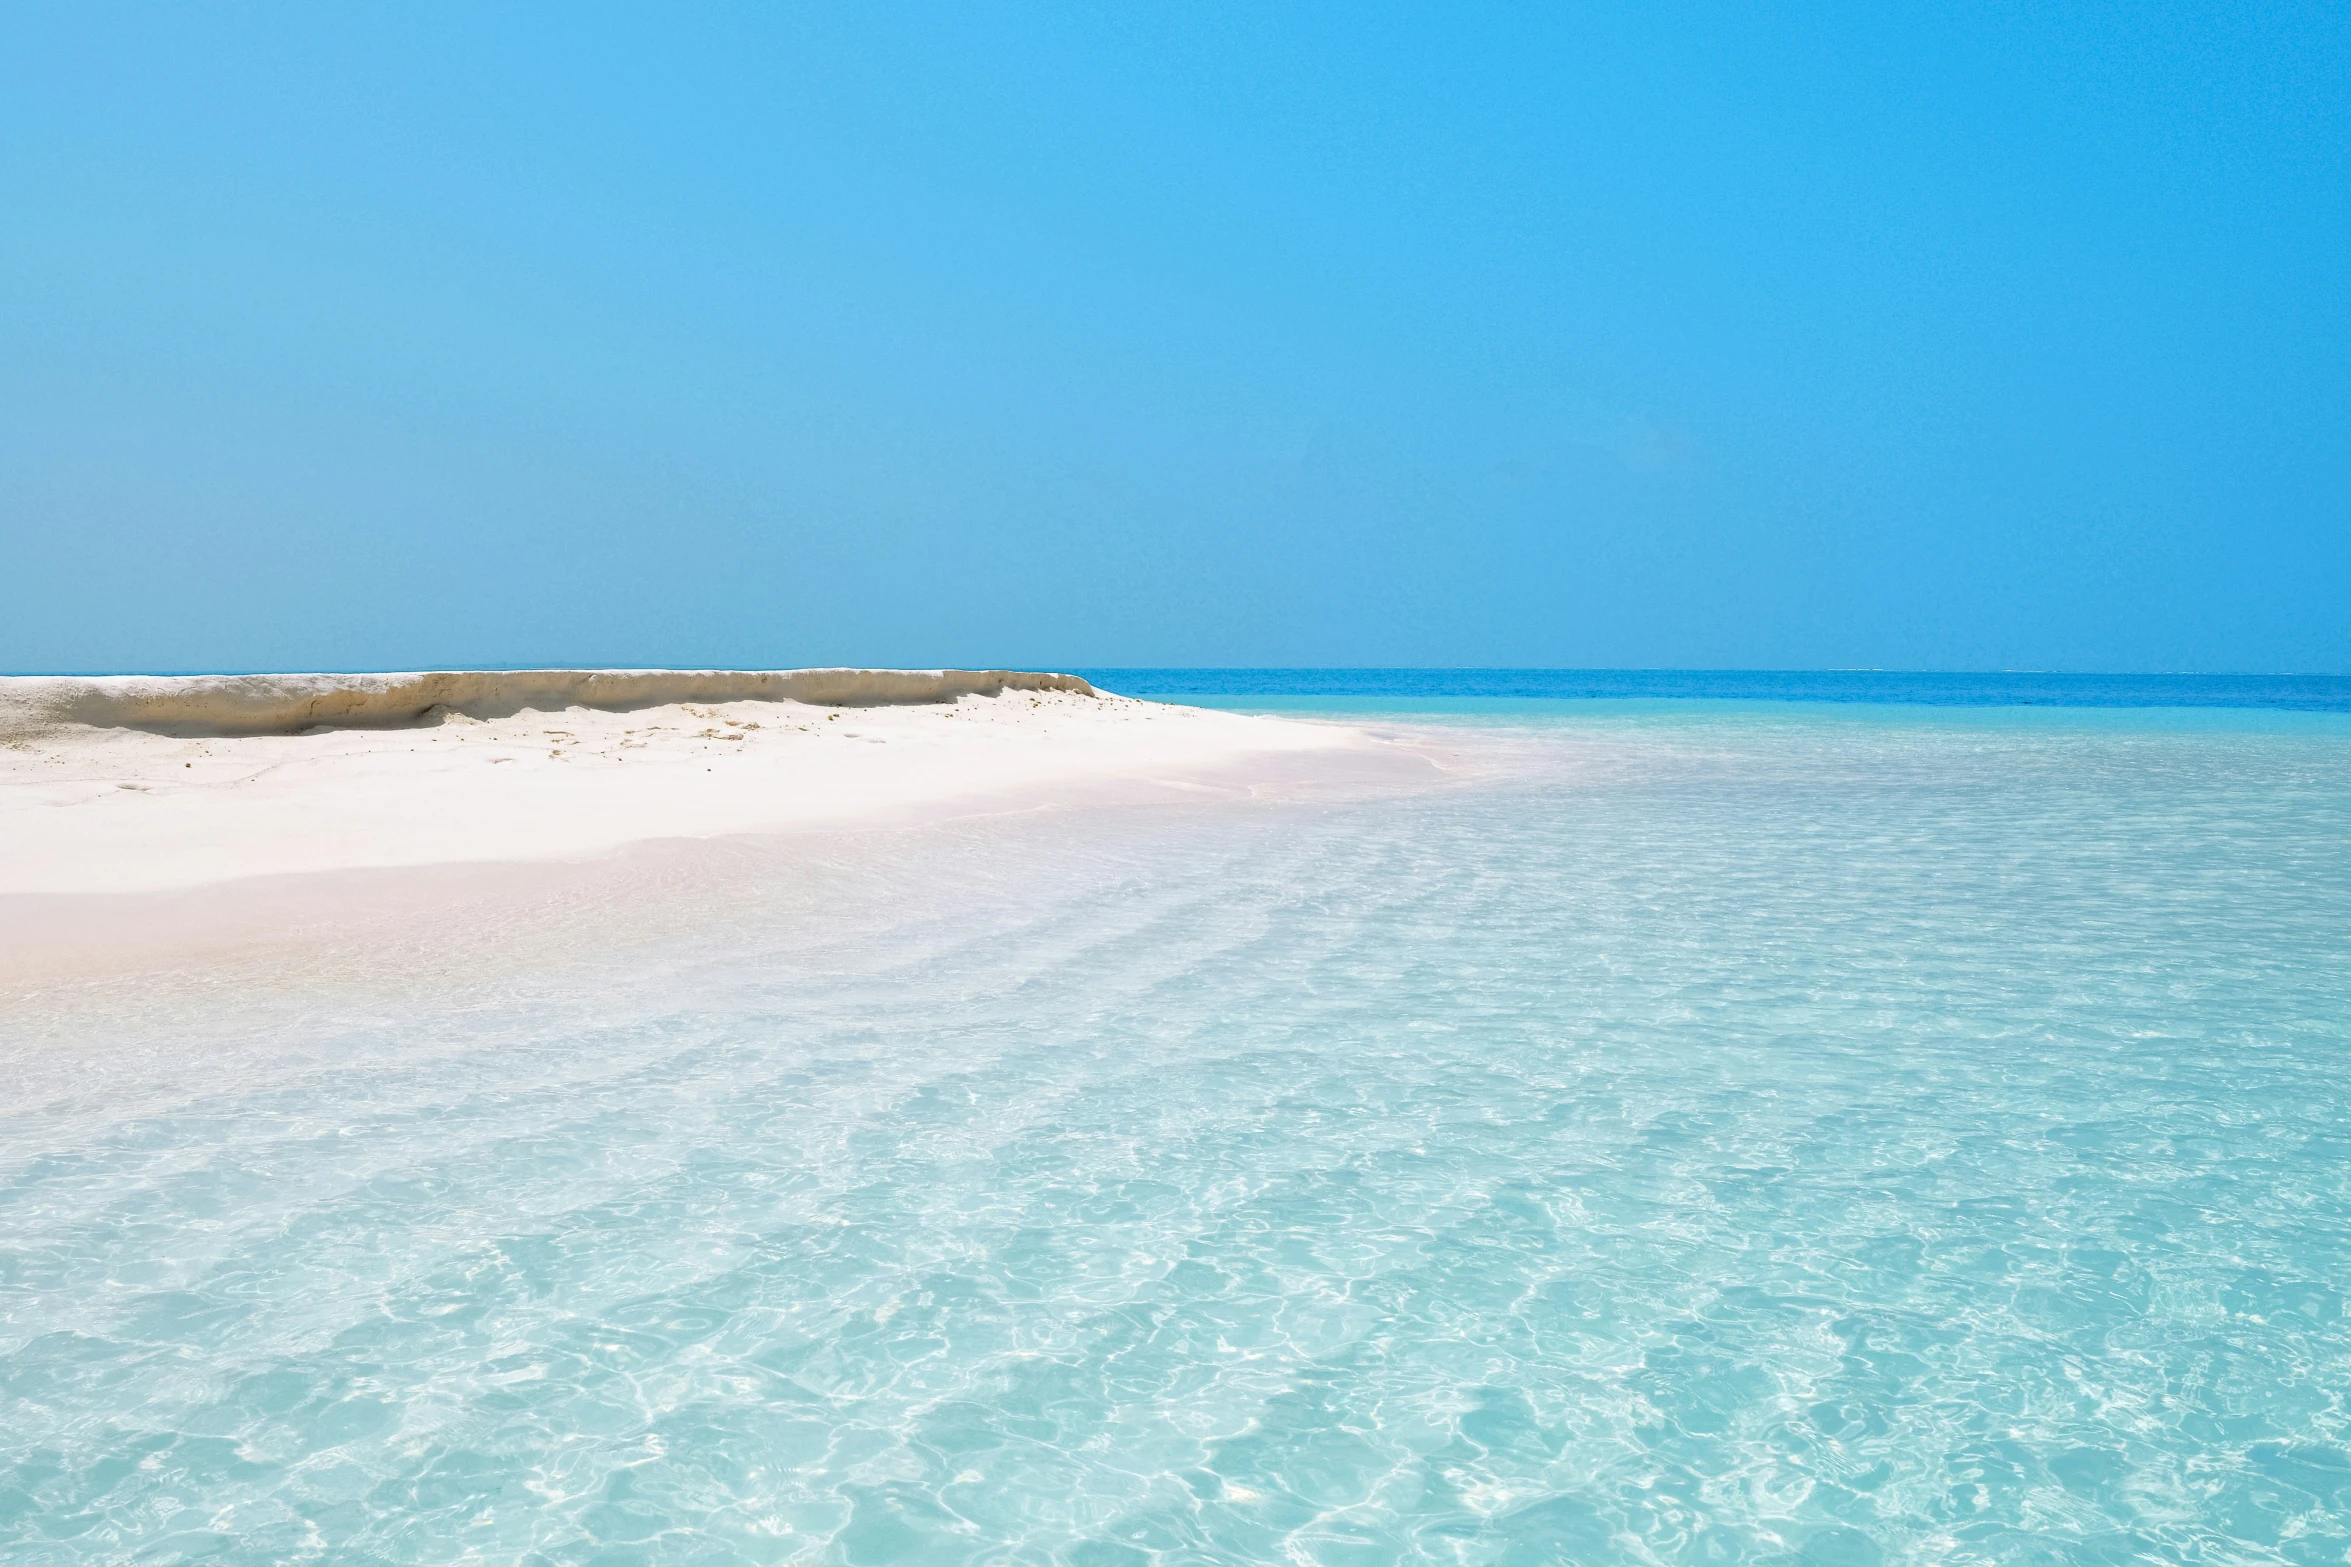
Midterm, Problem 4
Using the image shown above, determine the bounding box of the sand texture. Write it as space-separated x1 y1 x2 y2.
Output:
0 669 1390 898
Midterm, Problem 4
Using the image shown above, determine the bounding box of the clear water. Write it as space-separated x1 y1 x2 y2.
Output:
7 699 2351 1564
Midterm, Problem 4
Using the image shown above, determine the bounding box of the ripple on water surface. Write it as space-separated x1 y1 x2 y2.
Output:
4 709 2351 1564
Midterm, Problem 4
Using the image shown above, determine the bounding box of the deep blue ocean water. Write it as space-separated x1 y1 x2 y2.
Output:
1078 669 2351 713
6 683 2351 1564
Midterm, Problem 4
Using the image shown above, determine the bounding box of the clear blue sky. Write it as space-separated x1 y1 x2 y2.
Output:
5 4 2346 674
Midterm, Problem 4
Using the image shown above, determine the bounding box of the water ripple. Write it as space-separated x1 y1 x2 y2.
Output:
5 712 2350 1563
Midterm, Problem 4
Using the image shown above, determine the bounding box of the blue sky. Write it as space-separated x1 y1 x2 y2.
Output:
5 3 2346 673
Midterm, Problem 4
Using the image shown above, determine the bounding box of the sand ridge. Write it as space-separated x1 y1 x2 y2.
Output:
0 673 1399 897
0 667 1098 741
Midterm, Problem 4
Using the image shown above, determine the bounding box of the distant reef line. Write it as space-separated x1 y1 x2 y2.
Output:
0 668 1101 740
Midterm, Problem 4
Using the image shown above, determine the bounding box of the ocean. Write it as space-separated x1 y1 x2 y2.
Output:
6 673 2351 1563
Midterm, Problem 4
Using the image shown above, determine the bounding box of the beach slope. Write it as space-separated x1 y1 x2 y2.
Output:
0 668 1396 897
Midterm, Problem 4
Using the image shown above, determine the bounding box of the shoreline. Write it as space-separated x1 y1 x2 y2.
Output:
0 668 1445 992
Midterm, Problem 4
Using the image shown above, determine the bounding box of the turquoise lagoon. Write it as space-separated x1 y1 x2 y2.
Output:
6 676 2351 1563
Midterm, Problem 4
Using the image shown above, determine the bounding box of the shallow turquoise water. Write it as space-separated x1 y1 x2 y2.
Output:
6 707 2351 1564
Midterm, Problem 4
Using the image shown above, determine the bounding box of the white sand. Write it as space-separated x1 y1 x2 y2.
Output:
0 669 1395 898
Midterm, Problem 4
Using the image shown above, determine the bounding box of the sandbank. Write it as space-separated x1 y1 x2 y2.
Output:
0 668 1432 992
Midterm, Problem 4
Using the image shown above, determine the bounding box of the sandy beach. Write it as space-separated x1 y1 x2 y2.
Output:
0 668 1427 992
